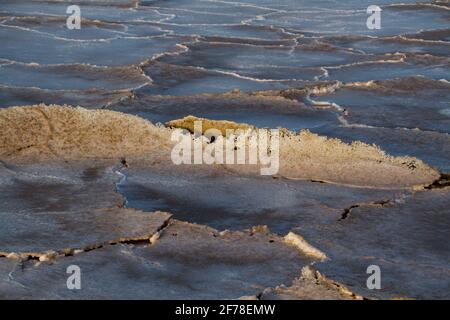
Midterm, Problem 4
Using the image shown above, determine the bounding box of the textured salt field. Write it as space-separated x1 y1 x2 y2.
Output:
0 0 449 300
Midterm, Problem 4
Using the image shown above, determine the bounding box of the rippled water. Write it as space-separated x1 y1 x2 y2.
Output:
0 0 449 171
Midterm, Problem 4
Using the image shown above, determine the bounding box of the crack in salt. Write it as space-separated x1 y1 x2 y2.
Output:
424 173 450 190
339 199 393 221
0 216 173 264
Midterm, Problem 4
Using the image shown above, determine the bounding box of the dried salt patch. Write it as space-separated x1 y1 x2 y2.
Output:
6 252 21 261
284 232 327 261
38 251 57 262
149 231 161 244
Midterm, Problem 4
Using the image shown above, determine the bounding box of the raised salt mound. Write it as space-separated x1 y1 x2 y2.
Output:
278 129 439 188
0 105 440 188
168 116 440 188
0 104 171 161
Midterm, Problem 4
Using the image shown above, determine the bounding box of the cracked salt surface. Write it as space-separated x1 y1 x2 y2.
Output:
0 103 448 299
0 0 449 300
0 163 172 255
117 165 402 233
0 220 316 299
295 190 450 299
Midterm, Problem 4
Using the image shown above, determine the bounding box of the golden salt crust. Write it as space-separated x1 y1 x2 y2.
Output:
0 105 440 188
168 116 440 188
0 104 172 161
278 128 440 188
166 115 253 136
